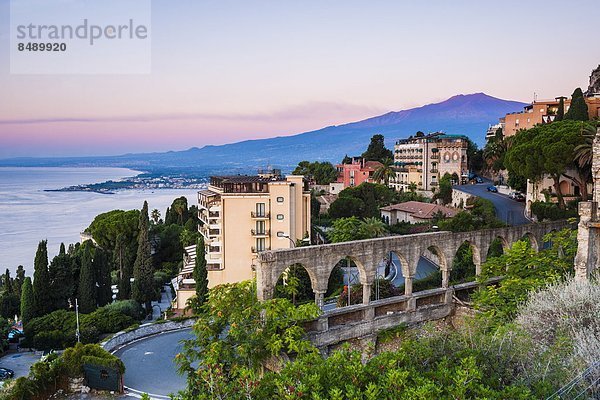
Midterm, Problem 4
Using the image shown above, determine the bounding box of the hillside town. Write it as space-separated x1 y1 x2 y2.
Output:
2 21 600 400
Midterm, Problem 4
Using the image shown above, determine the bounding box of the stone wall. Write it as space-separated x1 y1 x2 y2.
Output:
101 319 196 353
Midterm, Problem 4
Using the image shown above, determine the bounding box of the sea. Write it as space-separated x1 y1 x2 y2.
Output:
0 167 198 275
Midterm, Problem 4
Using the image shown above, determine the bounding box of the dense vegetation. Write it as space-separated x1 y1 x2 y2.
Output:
175 229 595 400
0 343 124 400
1 195 201 350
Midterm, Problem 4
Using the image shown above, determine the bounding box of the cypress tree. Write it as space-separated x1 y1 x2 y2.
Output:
115 234 132 300
194 237 209 306
20 277 34 325
78 242 97 313
49 245 73 311
32 240 51 317
14 265 25 299
95 247 113 307
564 88 589 121
132 201 154 314
3 269 12 294
555 97 565 121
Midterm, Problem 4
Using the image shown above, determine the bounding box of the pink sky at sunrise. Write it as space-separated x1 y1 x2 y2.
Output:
0 0 597 158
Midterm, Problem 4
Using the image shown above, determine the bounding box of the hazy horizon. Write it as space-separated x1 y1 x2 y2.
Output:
1 0 597 158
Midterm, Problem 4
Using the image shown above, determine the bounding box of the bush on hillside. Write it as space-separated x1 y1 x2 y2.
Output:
516 277 600 366
530 201 576 221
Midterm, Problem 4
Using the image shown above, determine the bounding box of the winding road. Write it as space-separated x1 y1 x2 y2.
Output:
454 182 529 225
115 329 195 399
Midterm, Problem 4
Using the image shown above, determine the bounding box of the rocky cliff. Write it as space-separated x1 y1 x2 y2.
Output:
586 65 600 96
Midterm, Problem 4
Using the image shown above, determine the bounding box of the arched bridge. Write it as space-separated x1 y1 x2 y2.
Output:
256 221 569 307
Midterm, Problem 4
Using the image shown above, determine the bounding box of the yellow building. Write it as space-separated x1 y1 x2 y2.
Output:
198 172 310 287
173 171 311 309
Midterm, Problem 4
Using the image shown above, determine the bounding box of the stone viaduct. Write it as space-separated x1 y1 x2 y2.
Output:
256 220 569 307
255 221 569 348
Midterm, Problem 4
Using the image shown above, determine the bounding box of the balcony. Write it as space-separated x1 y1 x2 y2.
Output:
430 182 438 187
430 169 438 173
251 229 270 236
251 246 271 253
251 212 270 219
430 154 439 160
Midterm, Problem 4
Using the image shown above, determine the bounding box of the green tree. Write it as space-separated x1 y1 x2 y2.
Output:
0 292 19 319
555 96 565 121
3 269 12 295
48 246 73 311
372 158 395 185
20 277 34 325
132 201 154 314
329 182 396 220
328 217 369 243
78 242 97 314
165 197 189 226
433 173 453 205
150 208 161 224
505 120 587 208
361 134 394 162
14 265 25 299
114 233 134 300
292 161 338 184
193 237 208 307
564 88 589 121
359 217 387 238
32 240 51 318
95 247 112 307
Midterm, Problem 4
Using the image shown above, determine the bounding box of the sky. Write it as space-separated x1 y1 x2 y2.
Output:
0 0 597 158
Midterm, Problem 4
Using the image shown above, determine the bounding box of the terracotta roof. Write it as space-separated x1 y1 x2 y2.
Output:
380 201 458 220
364 161 383 170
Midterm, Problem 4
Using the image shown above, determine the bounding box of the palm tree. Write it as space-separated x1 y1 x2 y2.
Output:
574 123 598 169
373 158 395 185
360 217 387 239
150 209 161 224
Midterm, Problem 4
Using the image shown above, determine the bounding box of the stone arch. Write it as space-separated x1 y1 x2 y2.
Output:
272 260 319 296
274 263 316 304
487 235 509 257
323 255 367 307
388 250 410 280
451 240 481 281
422 244 448 271
521 232 539 252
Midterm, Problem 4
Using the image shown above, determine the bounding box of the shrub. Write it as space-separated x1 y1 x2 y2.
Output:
516 277 600 366
102 300 145 320
530 201 576 221
83 308 135 334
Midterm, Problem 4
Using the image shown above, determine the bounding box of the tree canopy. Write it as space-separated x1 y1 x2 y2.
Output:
504 120 588 208
361 134 393 162
564 87 589 121
292 161 338 184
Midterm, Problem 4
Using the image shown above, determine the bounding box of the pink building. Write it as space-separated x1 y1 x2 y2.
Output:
336 157 383 188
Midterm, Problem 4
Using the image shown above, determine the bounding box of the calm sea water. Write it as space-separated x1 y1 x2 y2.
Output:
0 167 197 275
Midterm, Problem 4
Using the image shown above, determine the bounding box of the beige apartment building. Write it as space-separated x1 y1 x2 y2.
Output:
392 132 469 192
198 172 310 287
172 171 311 309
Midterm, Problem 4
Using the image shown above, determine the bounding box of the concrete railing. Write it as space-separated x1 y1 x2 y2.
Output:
101 319 196 353
304 280 495 348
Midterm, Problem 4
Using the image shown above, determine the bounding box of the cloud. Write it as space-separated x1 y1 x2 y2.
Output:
0 101 387 125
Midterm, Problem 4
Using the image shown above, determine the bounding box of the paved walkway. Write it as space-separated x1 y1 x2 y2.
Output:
150 285 173 321
0 351 38 381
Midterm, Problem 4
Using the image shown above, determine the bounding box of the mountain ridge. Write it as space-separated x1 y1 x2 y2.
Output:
0 93 527 172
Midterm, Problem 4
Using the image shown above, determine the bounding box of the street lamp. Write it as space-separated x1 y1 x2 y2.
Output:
282 234 310 248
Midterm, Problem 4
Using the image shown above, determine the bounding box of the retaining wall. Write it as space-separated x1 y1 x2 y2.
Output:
101 319 196 353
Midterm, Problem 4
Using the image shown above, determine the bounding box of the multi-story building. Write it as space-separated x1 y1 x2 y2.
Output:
392 132 469 192
503 96 600 137
194 171 311 289
335 157 382 188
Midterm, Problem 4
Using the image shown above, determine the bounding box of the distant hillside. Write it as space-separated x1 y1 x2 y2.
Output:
0 93 526 172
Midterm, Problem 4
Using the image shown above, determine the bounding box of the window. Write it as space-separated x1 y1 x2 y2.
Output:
277 231 285 237
256 238 266 252
276 196 284 203
276 214 284 220
256 203 265 217
256 221 266 234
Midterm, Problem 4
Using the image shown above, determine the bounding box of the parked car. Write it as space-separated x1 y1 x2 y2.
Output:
475 177 483 183
487 186 498 193
0 368 14 379
515 193 525 202
508 191 518 199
